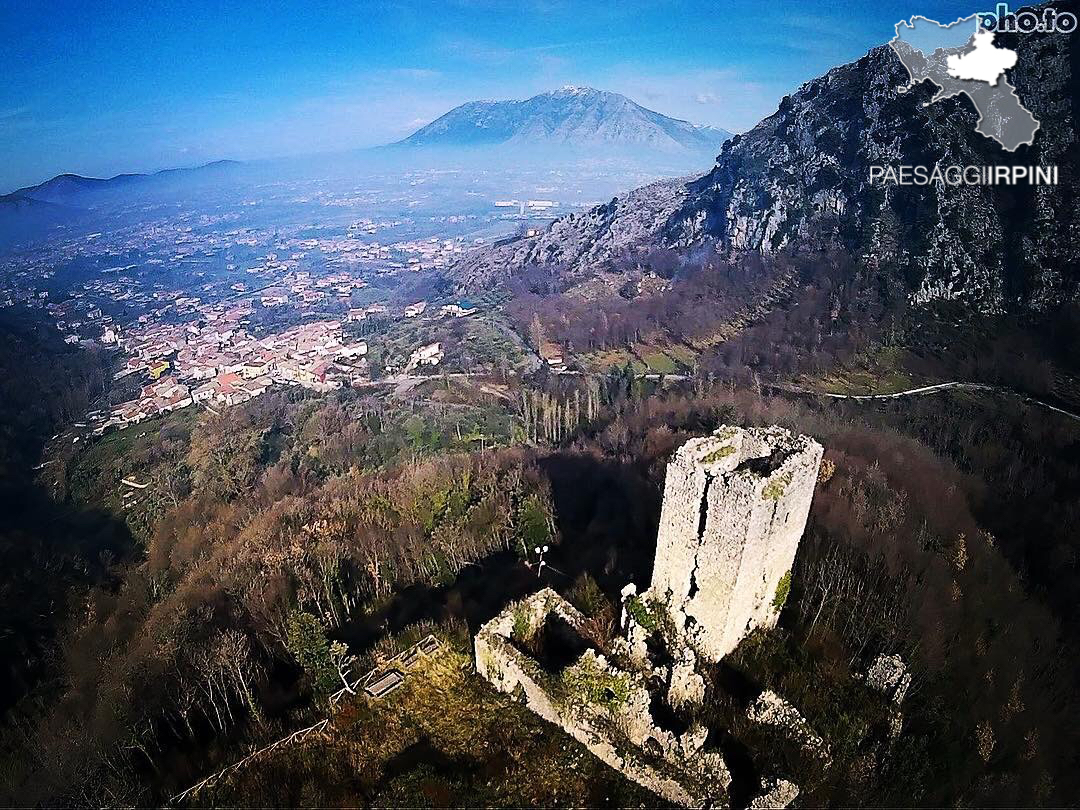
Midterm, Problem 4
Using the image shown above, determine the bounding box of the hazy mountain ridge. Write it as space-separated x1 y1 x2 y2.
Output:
450 18 1078 313
0 160 243 248
397 86 731 154
2 159 242 204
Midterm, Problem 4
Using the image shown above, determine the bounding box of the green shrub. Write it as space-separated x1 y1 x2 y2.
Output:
516 494 551 552
625 595 659 632
512 603 534 641
772 571 792 611
568 574 609 618
560 656 630 711
701 444 736 464
285 609 339 695
763 471 793 500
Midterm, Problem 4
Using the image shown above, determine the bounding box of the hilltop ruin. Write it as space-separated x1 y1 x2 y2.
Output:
474 425 825 807
635 425 824 663
475 588 732 806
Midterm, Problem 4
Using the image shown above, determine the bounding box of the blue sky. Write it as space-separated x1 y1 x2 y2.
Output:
2 0 983 191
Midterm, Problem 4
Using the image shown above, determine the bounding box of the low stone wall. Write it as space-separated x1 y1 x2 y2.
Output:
475 589 730 807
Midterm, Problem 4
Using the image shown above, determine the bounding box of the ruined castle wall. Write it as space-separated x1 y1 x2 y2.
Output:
753 448 821 631
693 471 768 653
475 590 730 807
708 440 822 658
649 444 712 605
473 425 823 806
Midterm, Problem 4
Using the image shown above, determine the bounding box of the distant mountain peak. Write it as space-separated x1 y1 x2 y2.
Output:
550 84 599 96
395 87 731 154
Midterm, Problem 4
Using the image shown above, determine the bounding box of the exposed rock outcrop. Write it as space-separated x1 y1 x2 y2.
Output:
747 690 831 762
748 778 800 809
666 14 1078 312
865 653 912 741
865 653 912 706
450 176 692 291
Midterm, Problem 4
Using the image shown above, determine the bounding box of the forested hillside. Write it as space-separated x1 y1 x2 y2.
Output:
1 344 1078 804
0 309 127 718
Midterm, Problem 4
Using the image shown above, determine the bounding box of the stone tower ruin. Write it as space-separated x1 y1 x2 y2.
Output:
474 425 825 807
642 425 823 662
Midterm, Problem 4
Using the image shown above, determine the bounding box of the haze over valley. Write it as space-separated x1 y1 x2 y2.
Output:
2 2 1079 808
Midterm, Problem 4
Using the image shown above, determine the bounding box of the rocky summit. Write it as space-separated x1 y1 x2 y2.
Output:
396 86 731 155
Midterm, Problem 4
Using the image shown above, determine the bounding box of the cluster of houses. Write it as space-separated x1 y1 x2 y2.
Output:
111 377 198 425
2 206 491 436
390 236 468 271
404 298 478 319
106 319 370 430
95 281 488 431
350 298 477 324
286 232 468 274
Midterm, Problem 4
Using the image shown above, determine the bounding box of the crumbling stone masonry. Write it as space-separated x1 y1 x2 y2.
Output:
475 589 731 807
642 425 823 662
473 426 823 808
749 778 800 809
747 690 831 763
864 653 912 740
865 653 911 706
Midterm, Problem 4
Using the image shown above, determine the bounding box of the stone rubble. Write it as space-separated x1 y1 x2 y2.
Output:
748 778 800 809
864 653 912 742
474 426 827 807
865 653 912 706
747 690 831 763
474 589 730 807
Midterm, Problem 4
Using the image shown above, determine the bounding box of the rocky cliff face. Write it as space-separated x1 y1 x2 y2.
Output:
666 23 1078 312
451 176 693 290
451 17 1078 313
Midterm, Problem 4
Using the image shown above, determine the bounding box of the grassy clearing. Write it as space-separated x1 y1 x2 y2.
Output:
576 342 689 375
664 343 697 368
458 314 528 370
62 408 196 515
198 642 656 807
576 347 644 374
800 346 923 395
637 349 679 375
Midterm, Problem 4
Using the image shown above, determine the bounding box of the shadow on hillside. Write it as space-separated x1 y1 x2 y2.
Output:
338 452 663 653
0 455 135 718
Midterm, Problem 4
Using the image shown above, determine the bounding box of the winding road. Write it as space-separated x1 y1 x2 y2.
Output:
768 381 1080 423
353 373 1080 423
